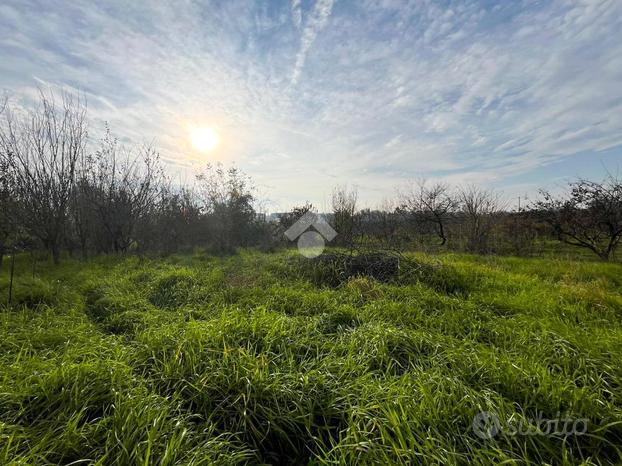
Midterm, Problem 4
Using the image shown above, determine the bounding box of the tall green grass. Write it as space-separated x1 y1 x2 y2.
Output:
0 251 621 464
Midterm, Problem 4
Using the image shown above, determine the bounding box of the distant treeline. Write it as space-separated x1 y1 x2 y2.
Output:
1 91 621 264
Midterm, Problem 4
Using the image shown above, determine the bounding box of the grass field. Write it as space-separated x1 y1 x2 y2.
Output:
1 251 622 465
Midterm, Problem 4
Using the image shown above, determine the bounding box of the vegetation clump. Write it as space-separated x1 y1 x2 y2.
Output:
299 251 401 286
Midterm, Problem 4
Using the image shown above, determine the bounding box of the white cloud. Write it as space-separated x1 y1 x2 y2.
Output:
290 0 336 85
291 0 302 29
0 0 621 210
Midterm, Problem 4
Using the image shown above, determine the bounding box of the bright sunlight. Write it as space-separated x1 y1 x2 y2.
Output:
190 127 220 152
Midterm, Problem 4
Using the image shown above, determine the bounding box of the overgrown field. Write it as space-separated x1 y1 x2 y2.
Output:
1 251 622 465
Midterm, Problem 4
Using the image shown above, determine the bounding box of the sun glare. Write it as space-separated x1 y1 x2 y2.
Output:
190 127 220 152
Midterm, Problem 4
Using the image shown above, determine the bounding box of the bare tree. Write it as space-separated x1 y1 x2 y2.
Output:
84 130 164 253
68 171 96 259
458 185 504 253
196 163 257 252
374 199 401 247
0 90 87 263
0 96 11 266
279 202 315 230
501 210 538 256
149 186 202 253
533 176 622 260
0 154 14 267
331 185 358 250
400 181 457 246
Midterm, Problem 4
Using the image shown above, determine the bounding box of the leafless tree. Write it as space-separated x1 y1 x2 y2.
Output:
278 202 315 230
83 129 164 253
0 95 11 265
196 163 257 252
533 176 622 260
0 90 87 263
356 199 402 248
458 185 504 253
68 169 96 259
331 185 358 250
149 186 202 253
374 199 401 247
0 154 14 267
0 93 7 114
400 181 457 246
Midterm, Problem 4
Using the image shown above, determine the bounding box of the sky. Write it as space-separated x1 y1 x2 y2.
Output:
1 0 621 211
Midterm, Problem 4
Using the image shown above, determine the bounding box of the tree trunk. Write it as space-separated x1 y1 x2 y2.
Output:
437 221 447 246
52 243 61 265
8 253 15 305
598 251 611 261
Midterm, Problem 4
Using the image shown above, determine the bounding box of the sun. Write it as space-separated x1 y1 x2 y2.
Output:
190 127 220 152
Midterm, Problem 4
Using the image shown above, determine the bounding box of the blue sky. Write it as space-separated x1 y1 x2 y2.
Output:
1 0 621 211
